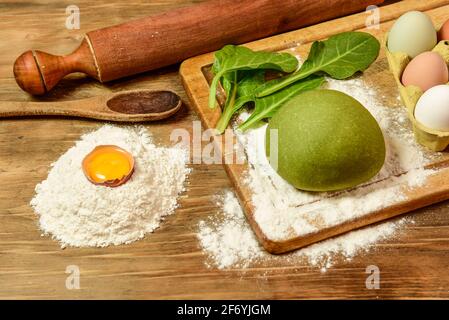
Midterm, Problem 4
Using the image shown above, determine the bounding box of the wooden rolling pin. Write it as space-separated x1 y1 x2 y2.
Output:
14 0 383 95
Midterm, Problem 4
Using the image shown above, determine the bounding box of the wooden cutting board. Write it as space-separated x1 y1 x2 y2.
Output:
180 0 449 254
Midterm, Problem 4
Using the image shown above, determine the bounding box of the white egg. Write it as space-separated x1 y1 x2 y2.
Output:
415 85 449 130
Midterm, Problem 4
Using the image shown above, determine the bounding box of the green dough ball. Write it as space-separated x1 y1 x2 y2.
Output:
265 89 385 192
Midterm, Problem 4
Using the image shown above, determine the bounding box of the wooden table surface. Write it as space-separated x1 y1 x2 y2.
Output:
1 0 449 300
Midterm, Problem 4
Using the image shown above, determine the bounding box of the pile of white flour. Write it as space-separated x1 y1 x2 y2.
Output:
198 77 443 271
31 125 190 248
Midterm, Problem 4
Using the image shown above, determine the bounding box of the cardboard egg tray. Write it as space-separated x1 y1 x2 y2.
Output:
385 34 449 151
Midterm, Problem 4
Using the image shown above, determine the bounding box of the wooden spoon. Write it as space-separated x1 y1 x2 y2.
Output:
0 90 182 122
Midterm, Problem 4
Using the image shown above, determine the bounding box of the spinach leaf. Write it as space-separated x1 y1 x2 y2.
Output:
239 75 325 131
222 71 238 119
209 45 298 108
215 70 265 134
211 45 234 75
256 32 380 97
212 45 236 100
236 70 266 97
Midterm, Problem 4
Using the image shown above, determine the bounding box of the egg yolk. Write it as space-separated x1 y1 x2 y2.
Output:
82 145 134 187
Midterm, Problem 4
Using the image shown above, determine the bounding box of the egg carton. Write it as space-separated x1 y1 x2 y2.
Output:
385 34 449 151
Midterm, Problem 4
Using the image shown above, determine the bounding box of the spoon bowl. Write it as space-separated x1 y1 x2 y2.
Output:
0 89 182 122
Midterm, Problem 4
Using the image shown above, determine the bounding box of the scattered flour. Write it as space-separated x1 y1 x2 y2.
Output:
31 125 190 248
198 190 411 271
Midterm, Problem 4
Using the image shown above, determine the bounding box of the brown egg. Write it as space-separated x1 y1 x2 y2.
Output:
401 52 448 92
438 18 449 41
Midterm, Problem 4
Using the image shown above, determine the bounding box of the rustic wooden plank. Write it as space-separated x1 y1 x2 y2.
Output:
1 0 449 299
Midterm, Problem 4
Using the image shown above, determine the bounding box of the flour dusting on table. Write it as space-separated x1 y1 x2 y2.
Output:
31 125 190 248
198 190 411 271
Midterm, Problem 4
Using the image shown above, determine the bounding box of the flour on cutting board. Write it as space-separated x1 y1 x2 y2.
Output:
31 125 190 248
198 77 441 271
236 78 438 242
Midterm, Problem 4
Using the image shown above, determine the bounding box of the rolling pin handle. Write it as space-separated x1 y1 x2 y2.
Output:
13 38 99 96
13 50 47 95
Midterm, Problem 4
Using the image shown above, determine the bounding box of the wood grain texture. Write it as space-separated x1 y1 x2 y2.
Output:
0 90 182 121
87 0 384 81
13 0 384 95
180 0 449 254
1 0 449 300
